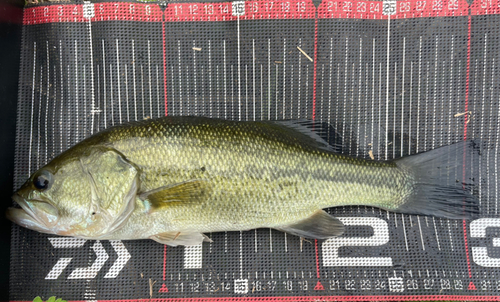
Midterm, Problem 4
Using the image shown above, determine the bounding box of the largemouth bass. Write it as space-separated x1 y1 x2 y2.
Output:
7 116 479 246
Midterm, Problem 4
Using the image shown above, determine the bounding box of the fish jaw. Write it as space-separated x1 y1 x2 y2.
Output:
6 194 54 234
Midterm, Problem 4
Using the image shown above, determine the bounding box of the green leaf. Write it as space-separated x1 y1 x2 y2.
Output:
33 296 67 302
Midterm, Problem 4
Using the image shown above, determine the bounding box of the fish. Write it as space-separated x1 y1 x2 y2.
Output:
6 116 479 246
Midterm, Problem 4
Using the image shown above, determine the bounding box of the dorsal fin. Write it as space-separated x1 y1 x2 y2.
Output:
260 120 344 153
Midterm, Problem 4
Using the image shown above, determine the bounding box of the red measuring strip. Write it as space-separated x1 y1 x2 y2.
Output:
22 0 500 25
10 295 500 302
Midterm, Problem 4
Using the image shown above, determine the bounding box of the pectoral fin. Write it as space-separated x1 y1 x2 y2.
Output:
150 231 212 246
277 210 344 239
140 180 209 210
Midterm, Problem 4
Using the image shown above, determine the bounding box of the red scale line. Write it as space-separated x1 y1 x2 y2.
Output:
162 14 168 116
312 12 323 290
462 12 473 283
161 12 169 294
162 245 167 280
312 17 318 121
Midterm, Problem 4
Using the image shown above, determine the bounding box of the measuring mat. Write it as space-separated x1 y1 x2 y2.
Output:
10 0 500 300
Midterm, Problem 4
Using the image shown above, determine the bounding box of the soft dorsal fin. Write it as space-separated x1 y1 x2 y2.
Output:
259 120 344 153
276 210 345 239
139 180 209 211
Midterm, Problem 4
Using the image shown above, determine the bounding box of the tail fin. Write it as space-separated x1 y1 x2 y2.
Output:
393 140 481 219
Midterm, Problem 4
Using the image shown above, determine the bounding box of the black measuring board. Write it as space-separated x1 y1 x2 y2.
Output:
10 0 500 300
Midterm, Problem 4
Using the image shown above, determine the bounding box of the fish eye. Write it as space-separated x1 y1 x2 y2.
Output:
33 170 53 191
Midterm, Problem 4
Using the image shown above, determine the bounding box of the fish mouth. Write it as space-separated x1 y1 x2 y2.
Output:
6 194 53 234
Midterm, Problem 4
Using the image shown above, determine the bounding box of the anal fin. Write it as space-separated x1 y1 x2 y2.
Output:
150 231 211 246
276 210 344 239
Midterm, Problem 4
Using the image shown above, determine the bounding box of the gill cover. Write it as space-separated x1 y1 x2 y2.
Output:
78 146 139 238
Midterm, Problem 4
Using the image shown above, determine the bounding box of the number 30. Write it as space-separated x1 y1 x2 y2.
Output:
471 218 500 267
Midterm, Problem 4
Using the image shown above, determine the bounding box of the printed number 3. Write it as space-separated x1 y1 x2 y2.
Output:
471 218 500 267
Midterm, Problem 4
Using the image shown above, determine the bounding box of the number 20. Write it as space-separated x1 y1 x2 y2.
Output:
322 217 392 266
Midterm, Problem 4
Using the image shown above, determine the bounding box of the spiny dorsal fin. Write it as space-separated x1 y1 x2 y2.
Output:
276 209 345 239
260 120 344 153
139 180 209 210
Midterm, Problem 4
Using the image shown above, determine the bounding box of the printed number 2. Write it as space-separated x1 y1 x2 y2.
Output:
470 218 500 267
322 217 392 266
